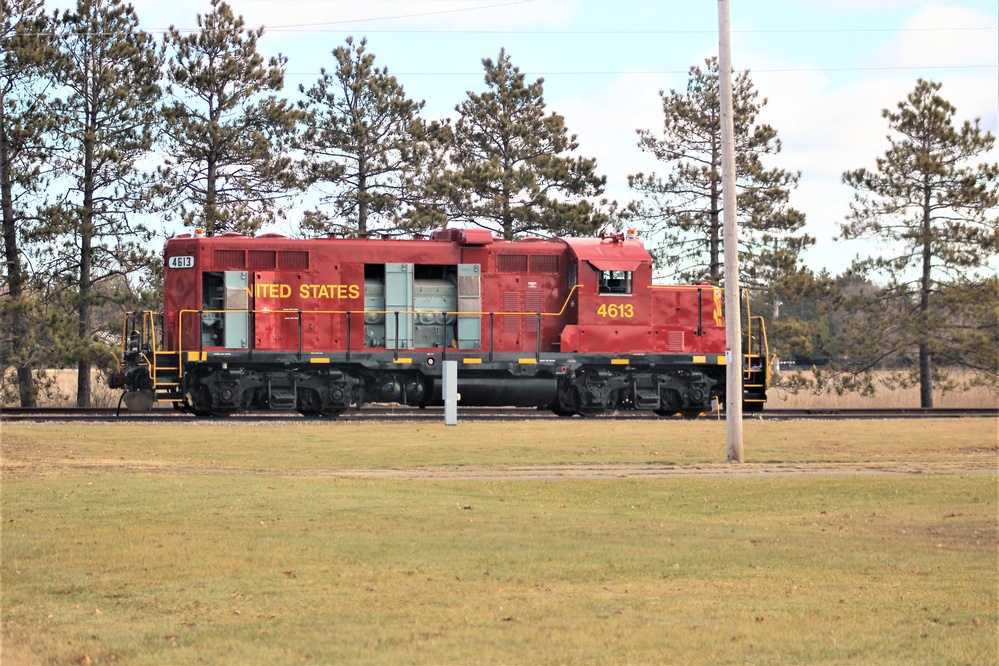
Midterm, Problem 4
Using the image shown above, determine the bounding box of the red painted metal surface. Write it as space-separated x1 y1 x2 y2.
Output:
160 231 728 358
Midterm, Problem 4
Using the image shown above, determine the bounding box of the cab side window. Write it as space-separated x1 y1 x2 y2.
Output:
598 270 632 295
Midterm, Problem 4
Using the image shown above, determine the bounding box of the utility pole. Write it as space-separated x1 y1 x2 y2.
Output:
718 0 744 462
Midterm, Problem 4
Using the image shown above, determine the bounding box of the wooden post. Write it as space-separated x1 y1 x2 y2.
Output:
718 0 744 462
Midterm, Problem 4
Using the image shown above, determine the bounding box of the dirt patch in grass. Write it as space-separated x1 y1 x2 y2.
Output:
2 457 994 481
3 419 996 481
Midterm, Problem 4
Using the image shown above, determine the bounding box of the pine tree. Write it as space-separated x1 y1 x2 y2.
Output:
297 36 437 237
159 0 302 237
0 0 56 406
628 57 811 289
438 49 610 240
39 0 162 407
841 79 998 407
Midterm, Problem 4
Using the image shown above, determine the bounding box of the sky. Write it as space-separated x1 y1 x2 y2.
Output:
48 0 999 276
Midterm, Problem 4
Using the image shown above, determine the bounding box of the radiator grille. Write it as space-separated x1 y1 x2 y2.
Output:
278 251 309 270
497 254 528 273
213 249 245 269
502 292 520 333
529 254 559 273
248 250 276 269
525 292 542 332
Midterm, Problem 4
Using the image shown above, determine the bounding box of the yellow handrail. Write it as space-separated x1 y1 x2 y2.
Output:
138 281 774 382
751 315 772 389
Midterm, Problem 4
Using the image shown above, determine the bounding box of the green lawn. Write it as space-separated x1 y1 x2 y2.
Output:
2 419 996 665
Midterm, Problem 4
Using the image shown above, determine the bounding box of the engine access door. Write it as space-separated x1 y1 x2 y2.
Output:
252 271 296 350
457 263 481 350
385 263 414 350
223 271 248 349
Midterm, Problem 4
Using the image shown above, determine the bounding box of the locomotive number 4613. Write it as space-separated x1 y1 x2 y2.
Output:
596 303 634 318
168 255 195 269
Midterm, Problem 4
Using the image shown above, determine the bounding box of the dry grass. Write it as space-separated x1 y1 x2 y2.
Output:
770 369 998 409
3 420 997 472
2 420 997 665
1 369 120 408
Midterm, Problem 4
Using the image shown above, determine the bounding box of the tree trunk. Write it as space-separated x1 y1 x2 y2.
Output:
918 187 933 408
0 113 38 406
501 174 512 240
708 139 721 283
77 104 95 408
357 155 367 235
918 340 932 408
206 152 218 236
77 226 93 408
709 213 721 282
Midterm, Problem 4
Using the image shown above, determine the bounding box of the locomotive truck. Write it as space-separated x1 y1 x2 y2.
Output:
110 228 770 417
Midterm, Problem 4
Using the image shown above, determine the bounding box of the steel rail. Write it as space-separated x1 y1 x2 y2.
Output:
2 406 996 423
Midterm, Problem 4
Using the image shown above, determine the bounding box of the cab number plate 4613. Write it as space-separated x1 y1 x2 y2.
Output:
168 255 194 269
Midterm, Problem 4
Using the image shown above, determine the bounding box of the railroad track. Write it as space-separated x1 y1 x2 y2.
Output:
2 406 996 422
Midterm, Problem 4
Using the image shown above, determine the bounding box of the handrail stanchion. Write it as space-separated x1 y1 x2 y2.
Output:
346 311 351 361
488 313 494 362
697 288 703 337
248 308 254 358
441 311 447 361
536 311 542 361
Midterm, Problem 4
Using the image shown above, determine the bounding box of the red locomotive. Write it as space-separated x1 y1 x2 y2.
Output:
110 229 770 417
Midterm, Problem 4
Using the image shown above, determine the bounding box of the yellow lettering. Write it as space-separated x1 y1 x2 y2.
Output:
250 283 294 299
596 302 635 318
295 283 361 300
246 282 361 299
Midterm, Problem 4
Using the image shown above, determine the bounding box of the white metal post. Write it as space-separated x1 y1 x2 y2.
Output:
443 359 458 426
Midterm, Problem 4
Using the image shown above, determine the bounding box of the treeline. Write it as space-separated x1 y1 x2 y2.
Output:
2 0 997 407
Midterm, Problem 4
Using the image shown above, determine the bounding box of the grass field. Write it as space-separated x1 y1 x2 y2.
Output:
2 419 997 665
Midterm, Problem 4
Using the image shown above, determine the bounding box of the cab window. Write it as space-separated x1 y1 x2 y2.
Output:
598 270 632 295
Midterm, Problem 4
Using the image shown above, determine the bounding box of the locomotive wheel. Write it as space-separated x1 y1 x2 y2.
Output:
549 400 575 417
567 386 603 418
319 408 345 418
186 385 215 417
681 408 704 420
